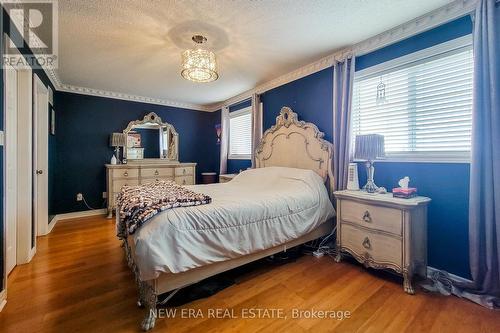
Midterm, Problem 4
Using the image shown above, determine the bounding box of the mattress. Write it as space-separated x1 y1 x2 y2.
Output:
131 166 336 281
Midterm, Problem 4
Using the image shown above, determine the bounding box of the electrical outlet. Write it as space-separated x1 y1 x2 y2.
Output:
76 193 83 201
102 192 107 199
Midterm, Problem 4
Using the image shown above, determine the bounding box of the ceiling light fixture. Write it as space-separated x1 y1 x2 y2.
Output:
181 35 219 83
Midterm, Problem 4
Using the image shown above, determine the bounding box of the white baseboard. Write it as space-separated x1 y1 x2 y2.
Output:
47 216 58 234
0 289 7 312
28 246 36 262
427 266 472 284
47 208 108 233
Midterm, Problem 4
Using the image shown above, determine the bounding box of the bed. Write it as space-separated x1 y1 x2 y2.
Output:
120 107 336 330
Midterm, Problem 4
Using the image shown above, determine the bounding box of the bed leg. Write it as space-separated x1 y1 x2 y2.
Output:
140 281 157 331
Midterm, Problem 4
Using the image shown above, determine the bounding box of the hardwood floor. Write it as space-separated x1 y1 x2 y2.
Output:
1 216 499 333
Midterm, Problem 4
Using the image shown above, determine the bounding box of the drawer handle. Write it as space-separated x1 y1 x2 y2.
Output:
362 211 372 223
362 237 371 250
183 179 186 185
183 169 186 175
123 171 128 177
154 170 159 176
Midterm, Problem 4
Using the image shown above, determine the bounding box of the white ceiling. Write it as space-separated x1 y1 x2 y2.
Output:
57 0 454 107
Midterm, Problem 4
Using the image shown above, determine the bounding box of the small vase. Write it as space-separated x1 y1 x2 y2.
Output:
111 154 117 165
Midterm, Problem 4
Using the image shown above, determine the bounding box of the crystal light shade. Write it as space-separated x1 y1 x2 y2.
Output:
181 48 218 83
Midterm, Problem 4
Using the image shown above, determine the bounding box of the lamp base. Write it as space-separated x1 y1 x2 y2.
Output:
362 179 379 193
362 160 379 193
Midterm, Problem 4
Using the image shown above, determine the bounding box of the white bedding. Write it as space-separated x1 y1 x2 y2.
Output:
132 167 335 281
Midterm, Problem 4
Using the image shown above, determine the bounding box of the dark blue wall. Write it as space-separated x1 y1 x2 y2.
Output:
262 67 334 141
259 16 473 278
227 99 252 173
53 92 220 214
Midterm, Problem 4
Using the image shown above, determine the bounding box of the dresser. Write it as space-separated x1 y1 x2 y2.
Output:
334 190 431 294
105 162 196 218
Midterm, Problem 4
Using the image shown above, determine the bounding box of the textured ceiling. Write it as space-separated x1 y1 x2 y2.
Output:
57 0 454 107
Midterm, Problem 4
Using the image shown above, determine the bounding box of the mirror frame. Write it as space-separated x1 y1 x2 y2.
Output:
123 112 179 161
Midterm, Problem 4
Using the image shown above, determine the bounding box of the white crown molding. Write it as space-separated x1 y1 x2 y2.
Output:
58 84 212 112
353 0 478 56
44 68 211 111
35 0 478 113
45 67 63 89
208 0 477 112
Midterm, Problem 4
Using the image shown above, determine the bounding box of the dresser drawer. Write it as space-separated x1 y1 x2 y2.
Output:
175 166 194 176
111 168 139 179
140 176 174 184
341 224 402 269
141 167 174 178
112 179 139 192
341 200 402 235
175 175 194 186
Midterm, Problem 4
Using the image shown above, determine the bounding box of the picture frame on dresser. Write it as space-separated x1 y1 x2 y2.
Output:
333 190 431 294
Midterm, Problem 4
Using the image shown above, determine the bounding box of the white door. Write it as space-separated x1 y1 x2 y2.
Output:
33 75 49 236
5 65 18 274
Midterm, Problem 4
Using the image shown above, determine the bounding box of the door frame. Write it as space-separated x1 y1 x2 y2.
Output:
4 63 18 276
2 34 36 265
33 74 49 236
16 68 35 264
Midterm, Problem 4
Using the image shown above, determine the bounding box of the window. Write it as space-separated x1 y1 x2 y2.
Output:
352 36 473 162
229 107 252 159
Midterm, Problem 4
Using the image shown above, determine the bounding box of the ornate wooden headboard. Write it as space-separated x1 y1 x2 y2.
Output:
255 107 334 195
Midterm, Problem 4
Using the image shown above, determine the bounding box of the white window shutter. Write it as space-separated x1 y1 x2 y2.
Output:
352 42 473 162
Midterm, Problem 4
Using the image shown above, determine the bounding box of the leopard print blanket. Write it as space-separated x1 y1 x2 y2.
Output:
116 180 211 238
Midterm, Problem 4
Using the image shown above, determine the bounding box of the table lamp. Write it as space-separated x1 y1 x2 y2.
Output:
354 134 385 193
110 133 126 164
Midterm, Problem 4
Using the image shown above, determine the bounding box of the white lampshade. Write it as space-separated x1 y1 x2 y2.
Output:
354 134 385 161
110 133 125 147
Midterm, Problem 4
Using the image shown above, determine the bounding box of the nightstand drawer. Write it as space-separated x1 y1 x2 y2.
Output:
341 224 402 269
341 200 402 235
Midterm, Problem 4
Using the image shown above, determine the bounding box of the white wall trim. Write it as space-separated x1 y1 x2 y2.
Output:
58 84 213 112
427 266 473 284
209 0 477 111
48 209 107 232
353 0 477 56
0 289 6 312
16 0 479 113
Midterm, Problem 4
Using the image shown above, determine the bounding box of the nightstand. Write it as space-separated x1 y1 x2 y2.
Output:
333 190 431 294
219 173 237 183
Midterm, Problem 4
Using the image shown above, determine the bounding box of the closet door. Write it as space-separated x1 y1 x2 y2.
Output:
33 74 49 236
5 65 18 274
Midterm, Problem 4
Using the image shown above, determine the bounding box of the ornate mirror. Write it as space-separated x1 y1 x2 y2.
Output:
122 112 179 161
